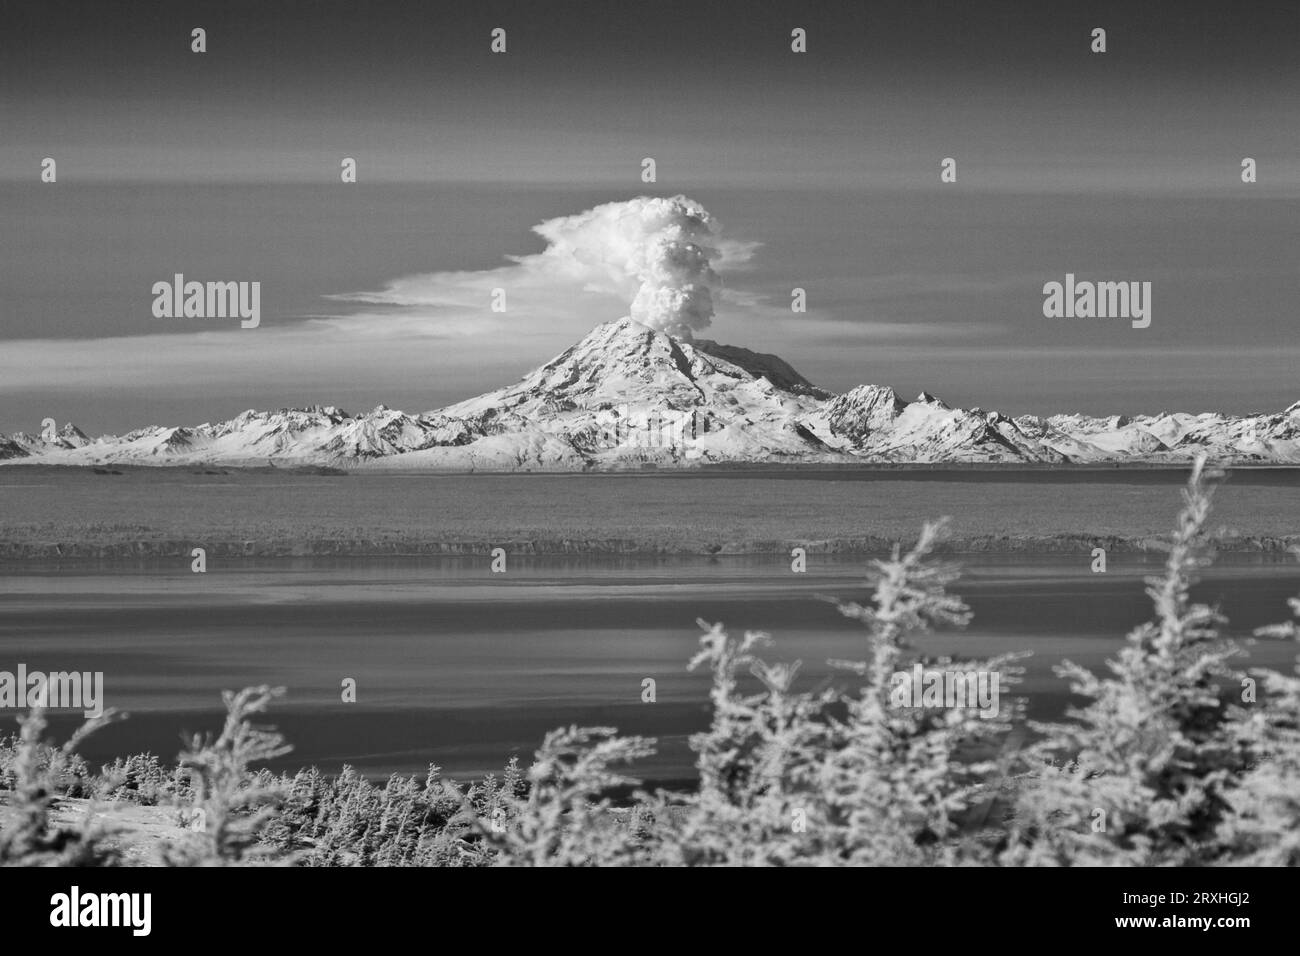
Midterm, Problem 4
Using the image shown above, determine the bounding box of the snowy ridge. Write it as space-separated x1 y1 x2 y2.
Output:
5 318 1299 470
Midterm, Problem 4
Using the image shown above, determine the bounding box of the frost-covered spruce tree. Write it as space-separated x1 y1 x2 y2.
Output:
1216 550 1300 865
1003 458 1251 866
0 707 123 867
160 686 294 866
660 623 836 865
660 520 1018 866
818 519 1022 865
485 725 657 866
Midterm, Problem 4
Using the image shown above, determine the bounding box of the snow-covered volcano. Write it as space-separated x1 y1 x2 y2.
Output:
5 318 1299 469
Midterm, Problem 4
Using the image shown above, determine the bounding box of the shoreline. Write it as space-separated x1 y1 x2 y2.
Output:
4 531 1299 562
5 461 1300 476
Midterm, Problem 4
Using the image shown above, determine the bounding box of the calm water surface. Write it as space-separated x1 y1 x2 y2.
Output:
1 554 1297 785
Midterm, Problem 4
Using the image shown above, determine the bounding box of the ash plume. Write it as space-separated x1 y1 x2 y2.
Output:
529 195 722 339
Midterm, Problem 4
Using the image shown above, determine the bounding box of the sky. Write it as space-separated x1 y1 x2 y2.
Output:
1 0 1298 433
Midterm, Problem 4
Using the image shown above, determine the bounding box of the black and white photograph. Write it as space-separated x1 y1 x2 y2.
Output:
0 0 1296 924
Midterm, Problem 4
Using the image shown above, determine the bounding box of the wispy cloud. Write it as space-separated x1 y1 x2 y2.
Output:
2 195 986 402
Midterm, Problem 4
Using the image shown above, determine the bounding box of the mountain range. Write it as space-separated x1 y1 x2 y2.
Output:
4 318 1299 469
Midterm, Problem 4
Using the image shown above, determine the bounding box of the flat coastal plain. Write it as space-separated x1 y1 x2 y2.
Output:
2 465 1298 559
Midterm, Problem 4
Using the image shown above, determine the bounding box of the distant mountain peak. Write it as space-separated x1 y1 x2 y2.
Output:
915 391 949 409
59 422 90 443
